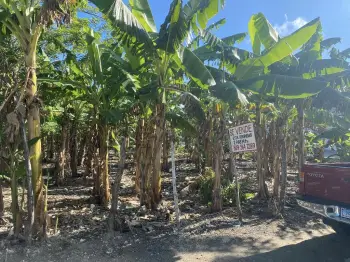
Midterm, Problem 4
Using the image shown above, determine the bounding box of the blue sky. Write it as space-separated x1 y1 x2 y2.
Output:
148 0 350 52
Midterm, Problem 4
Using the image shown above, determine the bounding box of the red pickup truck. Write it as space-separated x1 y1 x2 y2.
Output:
297 163 350 233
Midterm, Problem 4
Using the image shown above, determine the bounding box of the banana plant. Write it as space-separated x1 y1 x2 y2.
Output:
41 28 139 207
0 0 83 224
91 0 226 209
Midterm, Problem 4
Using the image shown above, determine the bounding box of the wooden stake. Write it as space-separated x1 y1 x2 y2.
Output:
171 131 180 229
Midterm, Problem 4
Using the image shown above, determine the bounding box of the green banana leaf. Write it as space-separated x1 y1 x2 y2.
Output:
222 33 247 46
248 13 279 55
129 0 157 33
300 59 348 79
184 0 225 32
235 74 328 99
210 81 248 107
236 18 321 80
166 112 198 136
157 0 188 54
90 0 153 51
180 92 206 123
175 46 216 88
321 37 341 50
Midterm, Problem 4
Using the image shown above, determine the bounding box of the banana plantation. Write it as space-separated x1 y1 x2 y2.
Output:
1 0 350 260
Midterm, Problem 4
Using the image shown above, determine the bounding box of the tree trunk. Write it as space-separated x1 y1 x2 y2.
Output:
99 124 110 208
0 182 4 224
10 162 20 236
77 134 87 167
280 136 288 213
19 115 34 244
212 140 223 212
56 121 68 186
25 42 44 225
271 121 281 198
93 147 100 200
256 103 269 199
228 155 234 183
298 100 305 172
140 119 155 208
151 104 165 209
171 132 180 228
84 127 96 180
109 137 126 232
204 116 213 168
135 118 144 194
70 123 78 177
48 133 54 160
212 114 224 213
161 126 170 171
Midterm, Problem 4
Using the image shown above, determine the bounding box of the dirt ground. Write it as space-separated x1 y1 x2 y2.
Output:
1 158 350 262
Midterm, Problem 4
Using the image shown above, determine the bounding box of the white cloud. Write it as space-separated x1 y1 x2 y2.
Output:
274 16 307 37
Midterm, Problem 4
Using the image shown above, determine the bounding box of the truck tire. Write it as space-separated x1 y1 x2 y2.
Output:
323 218 350 235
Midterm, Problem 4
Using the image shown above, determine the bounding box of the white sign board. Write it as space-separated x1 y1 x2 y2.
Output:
229 123 257 153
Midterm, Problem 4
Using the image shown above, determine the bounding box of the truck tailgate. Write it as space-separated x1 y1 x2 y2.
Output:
302 164 350 204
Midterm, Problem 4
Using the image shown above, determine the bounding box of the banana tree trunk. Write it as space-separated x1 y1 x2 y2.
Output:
204 116 213 168
25 40 43 225
56 121 68 186
151 104 165 209
10 160 20 236
109 137 126 231
19 115 34 243
99 124 110 208
271 121 280 198
77 135 87 167
48 133 54 160
84 127 96 180
256 103 269 199
93 147 100 199
161 126 170 171
212 140 223 212
298 101 305 172
140 118 155 208
135 118 144 194
70 123 78 177
212 115 224 213
0 182 4 224
280 135 288 213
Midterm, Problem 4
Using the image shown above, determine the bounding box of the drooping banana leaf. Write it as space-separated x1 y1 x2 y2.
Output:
321 37 341 50
157 0 189 54
236 18 321 80
180 92 206 123
235 74 328 99
210 81 248 107
222 33 247 46
129 0 157 33
293 59 348 79
90 0 154 52
166 112 198 136
183 0 225 33
175 46 216 88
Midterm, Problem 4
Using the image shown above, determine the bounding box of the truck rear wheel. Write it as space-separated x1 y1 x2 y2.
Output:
323 218 350 235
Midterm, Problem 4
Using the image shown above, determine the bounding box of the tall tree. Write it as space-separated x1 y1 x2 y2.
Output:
0 0 82 225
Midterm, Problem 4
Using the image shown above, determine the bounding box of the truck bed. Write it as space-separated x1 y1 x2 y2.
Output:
299 163 350 205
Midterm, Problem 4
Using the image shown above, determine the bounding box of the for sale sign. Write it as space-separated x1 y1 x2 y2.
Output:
229 123 257 153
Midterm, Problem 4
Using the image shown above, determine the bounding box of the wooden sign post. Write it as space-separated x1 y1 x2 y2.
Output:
228 123 257 224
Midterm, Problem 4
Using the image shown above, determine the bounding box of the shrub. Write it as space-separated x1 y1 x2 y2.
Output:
198 168 254 206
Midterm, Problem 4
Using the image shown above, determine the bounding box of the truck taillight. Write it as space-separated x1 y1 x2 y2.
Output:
299 172 305 182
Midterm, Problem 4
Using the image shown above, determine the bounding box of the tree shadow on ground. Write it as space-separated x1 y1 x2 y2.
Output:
212 233 350 262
